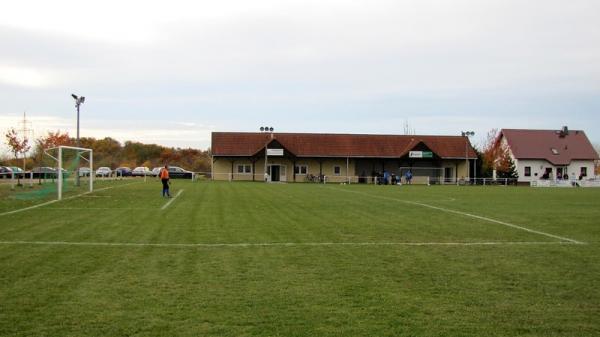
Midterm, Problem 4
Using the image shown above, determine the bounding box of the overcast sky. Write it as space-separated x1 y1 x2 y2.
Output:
1 0 599 155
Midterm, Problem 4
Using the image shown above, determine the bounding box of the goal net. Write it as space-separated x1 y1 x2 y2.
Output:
43 146 93 200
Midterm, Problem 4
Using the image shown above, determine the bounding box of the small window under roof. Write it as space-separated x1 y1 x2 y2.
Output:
551 148 559 155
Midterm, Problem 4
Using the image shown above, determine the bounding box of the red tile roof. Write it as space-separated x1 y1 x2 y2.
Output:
500 129 599 165
212 132 477 159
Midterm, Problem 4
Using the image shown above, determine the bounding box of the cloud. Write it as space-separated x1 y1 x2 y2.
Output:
0 66 53 88
0 0 599 147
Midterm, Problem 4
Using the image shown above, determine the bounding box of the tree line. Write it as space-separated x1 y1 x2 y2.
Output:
2 130 211 173
3 128 597 177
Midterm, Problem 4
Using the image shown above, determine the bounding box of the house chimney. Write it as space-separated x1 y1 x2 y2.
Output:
559 126 569 137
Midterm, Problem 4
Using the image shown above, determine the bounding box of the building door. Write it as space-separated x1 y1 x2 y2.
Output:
270 165 280 182
444 167 453 184
267 165 286 182
280 165 287 182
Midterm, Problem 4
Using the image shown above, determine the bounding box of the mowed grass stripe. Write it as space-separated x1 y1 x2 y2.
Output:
327 185 583 244
0 181 559 244
0 240 579 248
0 180 143 216
1 181 600 336
1 238 598 336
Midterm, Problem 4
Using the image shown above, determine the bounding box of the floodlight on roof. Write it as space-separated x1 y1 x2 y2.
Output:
71 94 78 99
260 127 265 132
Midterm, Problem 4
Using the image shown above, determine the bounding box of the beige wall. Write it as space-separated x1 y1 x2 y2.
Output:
456 160 469 179
212 157 357 182
213 156 473 183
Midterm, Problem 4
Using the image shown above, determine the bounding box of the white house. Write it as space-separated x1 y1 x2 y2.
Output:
499 127 599 183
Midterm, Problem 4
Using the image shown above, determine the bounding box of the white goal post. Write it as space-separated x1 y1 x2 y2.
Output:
44 146 93 200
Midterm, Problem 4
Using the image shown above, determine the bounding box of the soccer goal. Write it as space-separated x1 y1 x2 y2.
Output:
44 146 93 200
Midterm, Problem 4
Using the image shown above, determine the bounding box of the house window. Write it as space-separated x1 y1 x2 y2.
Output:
333 166 341 175
237 164 252 174
580 167 587 177
551 148 559 155
524 166 531 177
294 165 308 175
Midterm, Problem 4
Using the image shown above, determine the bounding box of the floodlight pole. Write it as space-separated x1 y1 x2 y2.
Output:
72 94 85 186
461 131 474 181
264 144 268 182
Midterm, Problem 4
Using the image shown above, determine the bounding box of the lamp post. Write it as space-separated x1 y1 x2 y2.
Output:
461 131 475 181
261 126 274 183
72 94 85 186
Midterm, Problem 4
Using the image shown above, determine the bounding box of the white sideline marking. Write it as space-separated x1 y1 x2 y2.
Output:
328 187 584 245
46 207 151 210
161 189 183 210
0 200 59 217
0 182 140 217
0 240 580 248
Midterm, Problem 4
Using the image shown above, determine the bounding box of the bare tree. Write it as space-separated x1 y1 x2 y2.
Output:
5 128 30 185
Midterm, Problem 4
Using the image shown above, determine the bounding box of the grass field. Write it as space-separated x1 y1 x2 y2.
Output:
1 180 599 336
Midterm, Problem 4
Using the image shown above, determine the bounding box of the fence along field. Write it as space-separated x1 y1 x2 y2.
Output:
0 181 599 336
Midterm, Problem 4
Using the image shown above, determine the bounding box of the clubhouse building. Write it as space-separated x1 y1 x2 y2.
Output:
211 132 477 183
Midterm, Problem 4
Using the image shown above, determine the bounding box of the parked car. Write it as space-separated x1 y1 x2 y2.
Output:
151 167 162 177
95 167 112 177
9 166 25 179
168 166 194 179
0 166 13 178
132 166 152 177
78 167 91 177
30 167 57 179
114 167 132 177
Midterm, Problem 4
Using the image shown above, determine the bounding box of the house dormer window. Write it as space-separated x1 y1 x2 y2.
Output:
551 148 559 155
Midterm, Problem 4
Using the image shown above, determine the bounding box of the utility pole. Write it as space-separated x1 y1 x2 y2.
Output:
19 111 33 172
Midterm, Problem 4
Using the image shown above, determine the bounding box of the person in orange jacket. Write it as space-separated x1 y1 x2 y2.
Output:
159 164 171 198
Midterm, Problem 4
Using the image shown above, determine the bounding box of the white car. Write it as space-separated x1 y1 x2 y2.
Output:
78 167 91 177
152 167 162 177
95 167 112 177
132 166 152 177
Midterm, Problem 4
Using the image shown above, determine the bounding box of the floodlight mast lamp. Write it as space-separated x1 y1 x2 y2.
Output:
461 131 475 181
72 94 85 185
262 126 274 182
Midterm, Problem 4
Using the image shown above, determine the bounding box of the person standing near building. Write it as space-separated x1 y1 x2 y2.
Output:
160 164 171 197
405 170 413 185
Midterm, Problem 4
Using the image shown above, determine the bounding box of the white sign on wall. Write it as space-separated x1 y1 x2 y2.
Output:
267 149 284 156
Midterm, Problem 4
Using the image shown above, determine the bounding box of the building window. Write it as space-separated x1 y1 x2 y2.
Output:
333 166 341 175
237 164 252 174
580 167 587 177
294 165 308 175
524 166 531 177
